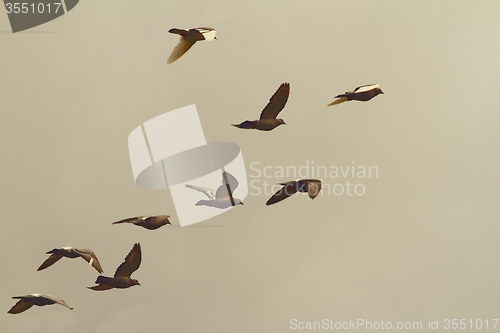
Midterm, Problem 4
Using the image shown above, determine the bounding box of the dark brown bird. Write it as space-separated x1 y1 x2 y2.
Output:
87 243 141 291
328 84 383 106
8 294 73 314
266 179 322 206
37 247 103 273
112 215 171 230
232 83 289 131
167 27 216 64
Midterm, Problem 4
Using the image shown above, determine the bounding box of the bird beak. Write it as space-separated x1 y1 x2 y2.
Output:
380 90 384 94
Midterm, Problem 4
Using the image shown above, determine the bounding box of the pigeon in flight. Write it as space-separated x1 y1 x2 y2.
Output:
167 27 216 64
185 171 243 209
266 179 322 206
8 294 73 314
232 82 289 131
112 215 171 230
328 84 383 106
37 247 103 273
88 243 141 291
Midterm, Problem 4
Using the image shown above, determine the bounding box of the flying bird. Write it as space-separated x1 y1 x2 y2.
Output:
112 215 171 230
328 84 383 106
8 294 73 314
37 247 103 273
87 243 141 291
232 82 289 131
266 179 322 206
167 27 216 64
185 171 243 208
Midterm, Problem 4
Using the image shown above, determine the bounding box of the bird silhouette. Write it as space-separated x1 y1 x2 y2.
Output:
232 83 289 131
37 247 103 273
8 294 73 314
186 171 243 208
112 215 171 230
167 27 216 64
266 179 322 206
328 84 383 105
87 243 141 291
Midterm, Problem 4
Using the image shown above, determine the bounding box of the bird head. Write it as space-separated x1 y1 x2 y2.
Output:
133 279 141 286
165 216 172 225
277 119 286 126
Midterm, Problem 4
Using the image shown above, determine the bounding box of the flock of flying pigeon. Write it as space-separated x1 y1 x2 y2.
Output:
8 27 383 315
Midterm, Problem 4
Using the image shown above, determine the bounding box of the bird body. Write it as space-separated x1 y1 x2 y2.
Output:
112 215 171 230
232 82 289 131
8 294 73 314
87 243 141 291
328 84 383 105
266 179 322 206
37 246 103 273
167 27 216 64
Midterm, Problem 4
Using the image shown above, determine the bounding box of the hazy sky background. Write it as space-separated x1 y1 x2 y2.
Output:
2 1 500 332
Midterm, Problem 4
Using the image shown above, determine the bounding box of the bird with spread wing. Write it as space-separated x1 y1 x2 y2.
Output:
232 82 290 131
87 243 141 291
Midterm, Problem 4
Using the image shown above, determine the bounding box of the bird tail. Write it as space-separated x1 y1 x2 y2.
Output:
327 97 349 106
232 121 257 129
87 284 113 291
168 28 187 36
95 275 113 284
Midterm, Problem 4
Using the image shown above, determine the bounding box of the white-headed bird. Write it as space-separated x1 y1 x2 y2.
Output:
328 84 383 106
167 27 216 64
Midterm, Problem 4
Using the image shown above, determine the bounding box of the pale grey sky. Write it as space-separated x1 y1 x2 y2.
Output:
2 1 500 332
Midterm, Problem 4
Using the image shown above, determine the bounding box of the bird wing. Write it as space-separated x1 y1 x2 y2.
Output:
167 37 196 64
353 84 379 94
266 181 298 206
215 172 239 199
114 243 142 278
185 184 216 199
112 216 144 224
259 83 290 120
37 254 63 271
74 248 103 274
8 298 34 314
